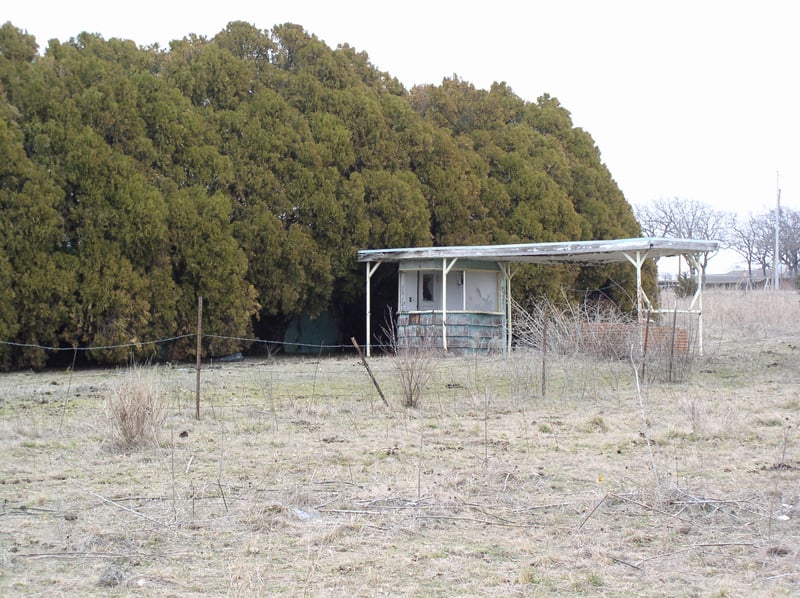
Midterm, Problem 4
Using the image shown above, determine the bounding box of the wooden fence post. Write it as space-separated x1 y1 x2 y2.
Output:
196 295 203 419
351 337 389 407
541 304 548 399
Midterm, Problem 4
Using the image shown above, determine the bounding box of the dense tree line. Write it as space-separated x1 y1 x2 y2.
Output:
0 21 643 369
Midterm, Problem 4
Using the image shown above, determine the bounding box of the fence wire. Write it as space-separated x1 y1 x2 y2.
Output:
0 333 376 355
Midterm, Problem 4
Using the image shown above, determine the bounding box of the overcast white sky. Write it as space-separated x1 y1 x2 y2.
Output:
6 1 799 271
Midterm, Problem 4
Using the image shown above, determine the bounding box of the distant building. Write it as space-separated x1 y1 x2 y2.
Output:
703 270 794 291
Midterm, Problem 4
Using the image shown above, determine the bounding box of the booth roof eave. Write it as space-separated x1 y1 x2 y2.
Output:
357 237 719 265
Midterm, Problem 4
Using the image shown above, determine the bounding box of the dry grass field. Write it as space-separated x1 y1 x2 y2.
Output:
1 289 799 597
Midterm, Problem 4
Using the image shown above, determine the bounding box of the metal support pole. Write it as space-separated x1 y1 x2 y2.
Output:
775 178 781 291
698 262 705 357
440 258 458 352
623 250 648 355
507 267 512 354
441 258 447 351
499 263 515 354
685 254 705 357
635 251 644 325
365 261 381 357
507 267 513 353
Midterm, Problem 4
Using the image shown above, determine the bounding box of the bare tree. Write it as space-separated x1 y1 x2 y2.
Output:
635 197 732 240
779 207 800 278
727 213 762 278
750 212 775 277
635 199 678 238
635 197 732 272
728 209 800 282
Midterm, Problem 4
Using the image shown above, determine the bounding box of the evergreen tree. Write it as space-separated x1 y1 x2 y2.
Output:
0 21 648 368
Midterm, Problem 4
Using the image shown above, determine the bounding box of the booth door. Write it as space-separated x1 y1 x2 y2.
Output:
398 270 418 312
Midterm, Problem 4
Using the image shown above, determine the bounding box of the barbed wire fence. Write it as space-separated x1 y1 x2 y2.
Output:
0 334 640 430
0 331 385 421
0 333 378 354
0 291 697 423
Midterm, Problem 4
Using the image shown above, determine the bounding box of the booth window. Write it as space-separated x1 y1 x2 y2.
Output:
422 273 435 302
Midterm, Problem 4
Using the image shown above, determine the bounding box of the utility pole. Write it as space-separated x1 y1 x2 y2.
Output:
774 172 781 290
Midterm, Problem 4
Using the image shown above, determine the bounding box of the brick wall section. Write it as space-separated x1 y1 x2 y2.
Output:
578 322 689 357
644 325 690 356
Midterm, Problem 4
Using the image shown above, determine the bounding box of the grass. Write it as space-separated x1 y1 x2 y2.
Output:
0 289 799 596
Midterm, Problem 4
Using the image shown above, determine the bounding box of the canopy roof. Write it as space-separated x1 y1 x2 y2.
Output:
357 237 719 265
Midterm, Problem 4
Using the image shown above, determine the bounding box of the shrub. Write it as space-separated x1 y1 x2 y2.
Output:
382 311 438 408
511 294 635 358
105 364 167 448
392 343 437 408
512 292 697 383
